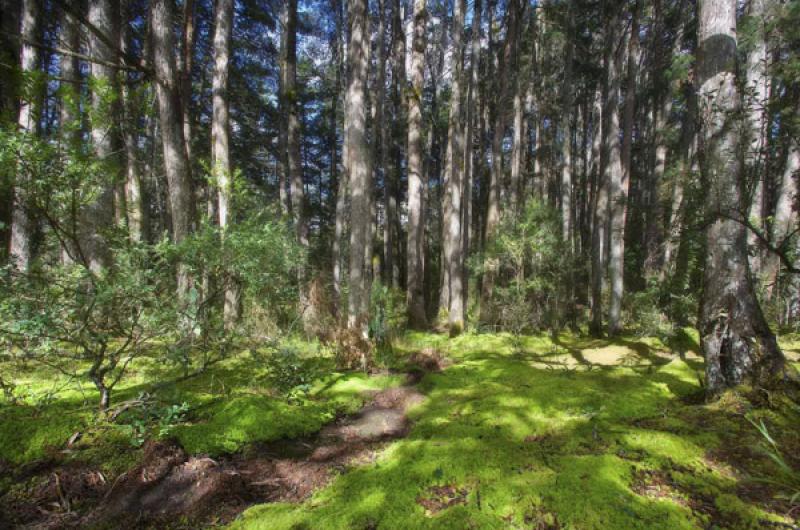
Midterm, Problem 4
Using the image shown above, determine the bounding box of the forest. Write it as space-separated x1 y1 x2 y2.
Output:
0 0 799 527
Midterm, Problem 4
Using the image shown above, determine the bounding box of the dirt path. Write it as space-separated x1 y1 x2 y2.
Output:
4 374 427 529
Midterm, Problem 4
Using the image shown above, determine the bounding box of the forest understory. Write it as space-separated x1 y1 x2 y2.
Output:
2 331 800 529
2 0 800 527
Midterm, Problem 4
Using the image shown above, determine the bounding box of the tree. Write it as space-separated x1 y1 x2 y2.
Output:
608 0 638 335
442 0 466 332
150 0 196 301
696 0 788 397
406 0 427 328
83 0 118 272
120 0 144 244
212 0 238 327
345 0 372 330
9 0 40 272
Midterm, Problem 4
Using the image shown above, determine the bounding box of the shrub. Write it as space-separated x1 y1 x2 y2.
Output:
474 200 576 334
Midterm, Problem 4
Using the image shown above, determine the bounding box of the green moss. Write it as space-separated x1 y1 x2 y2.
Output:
231 332 798 530
174 372 403 455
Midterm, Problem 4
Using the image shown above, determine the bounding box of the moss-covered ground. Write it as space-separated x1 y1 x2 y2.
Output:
231 331 800 530
2 331 799 529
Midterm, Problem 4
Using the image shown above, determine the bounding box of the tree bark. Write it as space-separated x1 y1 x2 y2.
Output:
406 0 427 328
10 0 40 272
212 0 239 327
606 2 631 335
151 0 195 301
81 0 118 272
120 0 144 244
58 4 80 265
345 0 372 330
460 0 481 320
442 0 466 332
696 0 788 398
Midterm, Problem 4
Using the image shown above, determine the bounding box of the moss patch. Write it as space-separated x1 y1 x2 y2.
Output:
231 332 799 530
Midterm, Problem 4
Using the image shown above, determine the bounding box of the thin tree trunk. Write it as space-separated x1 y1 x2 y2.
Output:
10 0 40 272
180 0 196 179
461 0 481 319
58 5 80 265
81 0 117 272
696 0 788 397
151 0 195 301
345 0 372 331
120 0 144 244
406 0 427 328
480 0 519 322
607 1 635 335
212 0 238 327
442 0 466 331
559 10 574 246
744 0 773 275
332 0 346 308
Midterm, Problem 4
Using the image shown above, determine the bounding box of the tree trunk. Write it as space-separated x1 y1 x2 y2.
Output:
212 0 239 327
58 5 80 265
461 0 481 320
406 0 427 328
481 0 519 323
331 0 346 308
607 2 633 335
9 0 40 272
180 0 196 180
442 0 466 332
744 0 773 275
696 0 788 398
81 0 118 272
559 9 574 246
120 0 144 244
590 21 614 337
151 0 195 301
345 0 372 330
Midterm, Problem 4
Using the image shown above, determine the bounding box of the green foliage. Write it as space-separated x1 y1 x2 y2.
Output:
474 200 576 333
368 281 407 358
116 397 190 447
748 417 800 506
262 346 320 401
0 243 172 409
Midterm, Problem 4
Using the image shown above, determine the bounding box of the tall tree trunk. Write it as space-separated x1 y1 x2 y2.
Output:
389 0 405 289
603 2 639 335
480 0 519 322
151 0 195 301
696 0 788 398
376 0 387 284
120 0 144 244
607 1 633 335
58 5 80 265
345 0 372 330
559 13 574 247
0 1 19 262
331 0 346 307
744 0 773 275
442 0 466 332
590 18 615 336
284 0 306 246
180 0 195 178
461 0 481 319
212 0 238 327
10 0 40 272
406 0 427 328
81 0 118 272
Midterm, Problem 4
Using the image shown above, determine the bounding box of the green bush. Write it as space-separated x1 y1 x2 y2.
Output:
474 200 576 334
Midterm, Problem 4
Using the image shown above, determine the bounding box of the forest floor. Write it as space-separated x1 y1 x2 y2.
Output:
1 330 800 529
